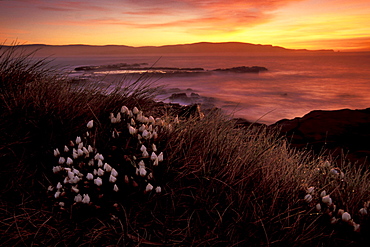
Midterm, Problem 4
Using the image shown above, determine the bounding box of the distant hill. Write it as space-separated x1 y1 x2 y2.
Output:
5 42 334 57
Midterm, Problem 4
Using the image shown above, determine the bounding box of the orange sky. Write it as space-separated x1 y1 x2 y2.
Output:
1 0 369 51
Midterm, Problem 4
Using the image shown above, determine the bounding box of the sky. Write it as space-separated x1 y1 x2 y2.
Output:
1 0 369 51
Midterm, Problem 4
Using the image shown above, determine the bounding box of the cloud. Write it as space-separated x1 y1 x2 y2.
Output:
28 0 304 36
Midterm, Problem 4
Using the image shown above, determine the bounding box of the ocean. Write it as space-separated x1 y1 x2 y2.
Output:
49 52 370 124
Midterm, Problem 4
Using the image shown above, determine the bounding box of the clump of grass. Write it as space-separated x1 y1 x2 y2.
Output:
0 44 160 202
48 106 172 217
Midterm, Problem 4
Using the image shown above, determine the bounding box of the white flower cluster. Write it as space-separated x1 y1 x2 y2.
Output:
48 106 177 210
303 163 362 233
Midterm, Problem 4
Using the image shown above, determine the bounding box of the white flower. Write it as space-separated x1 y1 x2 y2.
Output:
359 208 368 215
64 145 69 152
97 168 104 176
68 171 74 180
54 191 61 198
353 223 361 232
307 186 314 194
71 186 79 193
316 203 322 211
145 183 153 192
133 107 139 114
87 120 94 129
111 168 118 177
94 153 100 160
53 148 60 157
88 145 93 153
72 176 80 184
142 130 150 139
140 145 147 152
52 166 62 173
148 116 155 124
66 157 73 165
139 167 147 177
82 194 90 204
82 147 89 155
77 141 83 149
151 152 157 161
98 154 104 160
136 111 143 122
155 186 162 193
158 152 164 162
113 184 119 192
342 212 351 222
76 136 81 145
138 160 145 168
304 194 312 203
142 150 149 158
56 182 63 189
73 168 80 175
153 157 159 166
72 149 78 159
77 148 84 157
109 174 117 183
330 217 338 224
47 185 54 191
320 190 326 197
97 159 103 167
103 163 112 172
152 144 157 152
93 169 98 175
152 131 158 140
131 118 136 126
74 194 82 203
116 112 121 122
121 105 129 114
86 173 94 180
322 195 332 205
128 126 137 135
59 202 65 207
139 124 146 132
58 157 66 165
94 177 103 186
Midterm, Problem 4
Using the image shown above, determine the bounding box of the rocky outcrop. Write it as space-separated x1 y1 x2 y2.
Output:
213 66 268 73
271 108 370 164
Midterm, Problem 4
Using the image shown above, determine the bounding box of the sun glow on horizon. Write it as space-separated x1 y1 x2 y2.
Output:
1 0 370 51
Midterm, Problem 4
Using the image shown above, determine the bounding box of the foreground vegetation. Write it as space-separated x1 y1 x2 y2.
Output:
1 45 370 246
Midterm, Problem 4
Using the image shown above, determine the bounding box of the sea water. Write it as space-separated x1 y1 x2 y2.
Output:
48 52 370 124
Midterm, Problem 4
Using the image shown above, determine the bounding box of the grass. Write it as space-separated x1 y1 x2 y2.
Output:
1 44 370 246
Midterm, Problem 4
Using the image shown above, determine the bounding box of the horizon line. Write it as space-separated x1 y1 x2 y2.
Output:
6 41 370 52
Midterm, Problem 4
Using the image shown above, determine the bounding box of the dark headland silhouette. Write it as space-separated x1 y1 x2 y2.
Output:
6 42 334 57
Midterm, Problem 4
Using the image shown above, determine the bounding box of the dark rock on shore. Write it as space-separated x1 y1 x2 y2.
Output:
213 66 268 73
271 108 370 164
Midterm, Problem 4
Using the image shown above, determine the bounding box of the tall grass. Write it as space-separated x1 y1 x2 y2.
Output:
1 45 370 246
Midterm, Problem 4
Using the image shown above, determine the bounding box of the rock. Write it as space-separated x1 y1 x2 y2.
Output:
169 93 188 102
271 108 370 164
213 66 268 73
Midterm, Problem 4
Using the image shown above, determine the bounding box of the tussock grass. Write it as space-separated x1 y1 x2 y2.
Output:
1 45 370 246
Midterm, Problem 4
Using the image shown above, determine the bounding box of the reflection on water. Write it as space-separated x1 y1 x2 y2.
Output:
50 52 370 124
